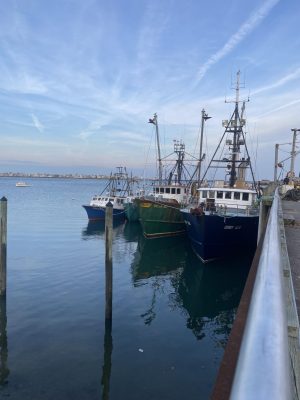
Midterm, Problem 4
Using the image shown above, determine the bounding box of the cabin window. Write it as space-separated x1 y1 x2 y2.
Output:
155 187 159 193
201 190 207 198
120 199 124 204
209 191 215 198
217 191 223 199
177 188 181 194
166 188 170 193
225 192 232 199
242 193 249 201
171 188 176 194
160 188 164 194
184 188 187 193
109 198 114 202
234 192 241 200
105 198 108 202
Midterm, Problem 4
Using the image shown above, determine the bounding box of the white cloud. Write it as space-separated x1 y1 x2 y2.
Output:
253 67 300 95
31 113 44 133
194 0 280 85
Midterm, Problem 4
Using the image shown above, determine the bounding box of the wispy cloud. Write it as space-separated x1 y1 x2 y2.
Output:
31 113 44 133
194 0 280 85
254 98 300 120
78 119 106 140
253 67 300 95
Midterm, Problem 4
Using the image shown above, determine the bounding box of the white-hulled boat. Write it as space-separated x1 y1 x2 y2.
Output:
16 182 31 187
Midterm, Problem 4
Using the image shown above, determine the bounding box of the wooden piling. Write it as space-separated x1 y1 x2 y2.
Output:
0 197 7 297
105 202 113 321
0 296 9 384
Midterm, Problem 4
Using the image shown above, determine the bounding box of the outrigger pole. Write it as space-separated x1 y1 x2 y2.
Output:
149 113 163 185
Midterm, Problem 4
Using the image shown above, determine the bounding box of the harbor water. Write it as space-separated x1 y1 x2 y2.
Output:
0 178 253 400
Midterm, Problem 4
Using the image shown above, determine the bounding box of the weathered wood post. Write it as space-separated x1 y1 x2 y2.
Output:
0 296 9 384
0 197 7 297
105 202 113 321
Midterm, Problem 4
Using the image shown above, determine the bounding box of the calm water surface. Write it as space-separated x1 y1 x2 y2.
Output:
0 178 252 400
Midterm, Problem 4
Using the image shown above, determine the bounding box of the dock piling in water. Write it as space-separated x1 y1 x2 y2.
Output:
105 202 113 321
0 197 7 297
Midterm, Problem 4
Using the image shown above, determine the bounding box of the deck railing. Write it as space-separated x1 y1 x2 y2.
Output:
230 188 292 400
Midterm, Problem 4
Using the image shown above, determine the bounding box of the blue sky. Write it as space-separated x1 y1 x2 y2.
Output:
0 0 299 179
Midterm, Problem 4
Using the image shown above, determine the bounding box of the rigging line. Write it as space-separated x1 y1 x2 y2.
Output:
212 138 227 183
199 108 236 186
240 124 258 194
192 121 202 158
144 125 155 179
244 109 258 179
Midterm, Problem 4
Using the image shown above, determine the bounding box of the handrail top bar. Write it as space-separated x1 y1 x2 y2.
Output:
230 188 291 400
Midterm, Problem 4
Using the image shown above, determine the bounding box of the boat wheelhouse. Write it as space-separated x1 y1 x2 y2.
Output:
150 184 188 205
197 186 257 213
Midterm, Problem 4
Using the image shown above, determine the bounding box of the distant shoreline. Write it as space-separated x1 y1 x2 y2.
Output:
0 173 144 180
0 173 115 180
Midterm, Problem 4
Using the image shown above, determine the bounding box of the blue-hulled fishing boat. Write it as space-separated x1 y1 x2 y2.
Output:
181 72 260 263
82 167 134 221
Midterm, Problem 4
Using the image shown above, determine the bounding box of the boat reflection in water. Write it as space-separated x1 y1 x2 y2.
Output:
132 235 251 343
0 296 9 387
131 235 189 281
175 255 251 343
81 220 125 240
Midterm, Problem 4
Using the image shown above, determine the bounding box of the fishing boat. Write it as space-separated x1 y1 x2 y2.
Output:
16 181 31 187
181 72 260 263
124 188 146 222
136 113 199 237
82 167 134 221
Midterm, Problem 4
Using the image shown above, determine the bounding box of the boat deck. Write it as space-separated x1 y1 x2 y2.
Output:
282 199 300 316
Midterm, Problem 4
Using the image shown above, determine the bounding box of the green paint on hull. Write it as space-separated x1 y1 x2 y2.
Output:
124 202 139 222
136 198 186 238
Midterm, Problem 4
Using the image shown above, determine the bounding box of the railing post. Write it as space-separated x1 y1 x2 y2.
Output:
0 197 7 297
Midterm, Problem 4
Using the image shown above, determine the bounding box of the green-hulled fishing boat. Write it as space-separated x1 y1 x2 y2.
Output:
136 113 200 238
135 197 186 238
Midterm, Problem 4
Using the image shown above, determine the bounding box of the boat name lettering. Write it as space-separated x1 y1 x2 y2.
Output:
224 225 242 230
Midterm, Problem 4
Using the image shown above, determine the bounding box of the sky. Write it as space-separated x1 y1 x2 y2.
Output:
0 0 299 179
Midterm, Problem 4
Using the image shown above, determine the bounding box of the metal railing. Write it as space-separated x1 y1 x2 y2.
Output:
230 188 292 400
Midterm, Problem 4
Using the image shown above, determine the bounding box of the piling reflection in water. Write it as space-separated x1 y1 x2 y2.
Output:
81 220 125 239
0 296 9 386
131 234 252 345
101 311 113 400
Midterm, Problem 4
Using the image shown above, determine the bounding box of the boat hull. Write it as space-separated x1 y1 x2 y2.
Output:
136 198 186 238
82 205 125 221
124 201 140 222
181 210 259 263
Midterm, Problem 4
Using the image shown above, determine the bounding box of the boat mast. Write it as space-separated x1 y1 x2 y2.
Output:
197 109 211 186
174 140 185 184
290 128 300 177
149 113 163 184
229 71 241 187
